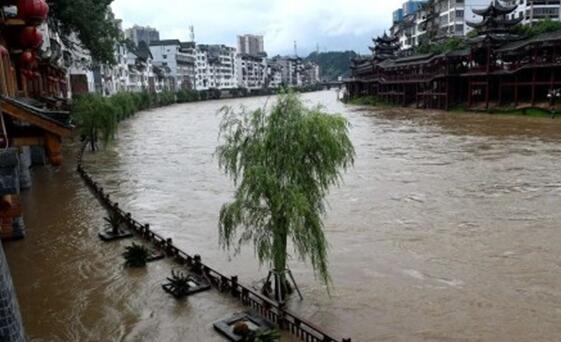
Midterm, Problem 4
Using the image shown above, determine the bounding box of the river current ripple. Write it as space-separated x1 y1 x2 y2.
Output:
6 90 561 341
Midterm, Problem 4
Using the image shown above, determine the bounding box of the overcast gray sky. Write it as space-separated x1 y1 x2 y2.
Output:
111 0 403 56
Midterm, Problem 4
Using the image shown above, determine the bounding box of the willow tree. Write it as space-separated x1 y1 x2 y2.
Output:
216 92 355 304
72 94 118 151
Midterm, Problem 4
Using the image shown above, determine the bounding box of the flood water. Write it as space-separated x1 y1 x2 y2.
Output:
5 90 561 341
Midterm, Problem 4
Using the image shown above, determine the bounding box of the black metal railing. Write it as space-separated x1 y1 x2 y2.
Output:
76 143 351 342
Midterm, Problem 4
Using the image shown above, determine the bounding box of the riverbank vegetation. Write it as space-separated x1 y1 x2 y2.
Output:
216 91 355 303
72 86 324 149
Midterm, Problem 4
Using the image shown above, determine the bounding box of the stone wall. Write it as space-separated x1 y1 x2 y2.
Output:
0 241 24 342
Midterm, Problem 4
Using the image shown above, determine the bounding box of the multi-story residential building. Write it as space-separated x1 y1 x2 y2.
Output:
125 25 160 46
278 57 303 87
267 56 320 88
302 62 321 85
391 0 561 51
95 40 166 96
392 0 467 50
195 44 237 90
67 40 96 95
505 0 561 24
237 34 265 56
266 59 285 89
126 42 155 92
236 54 267 90
149 39 195 90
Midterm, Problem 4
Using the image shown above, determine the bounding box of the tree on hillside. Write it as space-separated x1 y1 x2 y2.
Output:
47 0 122 64
216 92 355 304
305 51 358 81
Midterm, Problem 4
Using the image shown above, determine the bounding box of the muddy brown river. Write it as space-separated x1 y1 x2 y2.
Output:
4 90 561 341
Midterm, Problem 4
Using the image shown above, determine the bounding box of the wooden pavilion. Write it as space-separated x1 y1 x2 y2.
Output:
346 0 561 111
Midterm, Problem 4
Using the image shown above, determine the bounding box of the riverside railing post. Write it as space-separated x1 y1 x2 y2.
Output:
166 238 174 255
230 276 238 297
193 254 202 274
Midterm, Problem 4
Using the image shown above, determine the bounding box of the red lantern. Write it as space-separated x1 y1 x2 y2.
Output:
19 26 43 48
18 51 35 66
17 0 49 22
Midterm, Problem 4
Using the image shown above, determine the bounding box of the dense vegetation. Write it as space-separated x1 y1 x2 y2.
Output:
72 86 324 149
415 36 467 55
72 90 197 149
47 0 121 64
514 19 561 38
304 51 358 81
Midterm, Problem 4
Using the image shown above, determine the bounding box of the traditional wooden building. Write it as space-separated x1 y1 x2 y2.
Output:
346 1 561 111
0 1 73 242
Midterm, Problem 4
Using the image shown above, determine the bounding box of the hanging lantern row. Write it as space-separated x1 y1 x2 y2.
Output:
21 69 39 80
17 0 49 23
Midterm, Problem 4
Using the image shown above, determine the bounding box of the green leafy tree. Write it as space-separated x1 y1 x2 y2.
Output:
47 0 122 64
216 92 355 303
415 36 467 55
515 19 561 38
72 94 118 150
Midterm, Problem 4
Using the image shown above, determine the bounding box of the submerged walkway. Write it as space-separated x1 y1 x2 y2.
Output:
77 141 349 342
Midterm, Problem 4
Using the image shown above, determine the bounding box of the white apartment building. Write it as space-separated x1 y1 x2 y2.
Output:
302 63 321 85
392 0 561 50
505 0 561 23
236 54 267 90
125 44 155 92
195 44 237 90
149 39 196 90
94 41 166 96
267 56 320 88
266 60 284 89
278 57 303 87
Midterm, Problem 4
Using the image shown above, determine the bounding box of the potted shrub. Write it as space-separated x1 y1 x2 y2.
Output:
123 243 150 267
98 212 133 241
162 270 210 298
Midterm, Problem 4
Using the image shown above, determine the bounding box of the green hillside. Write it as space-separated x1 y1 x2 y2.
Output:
304 51 359 81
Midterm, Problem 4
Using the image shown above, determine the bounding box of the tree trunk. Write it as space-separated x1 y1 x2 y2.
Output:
273 226 289 305
90 128 96 152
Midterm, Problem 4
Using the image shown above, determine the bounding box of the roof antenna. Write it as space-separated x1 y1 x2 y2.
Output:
189 25 195 43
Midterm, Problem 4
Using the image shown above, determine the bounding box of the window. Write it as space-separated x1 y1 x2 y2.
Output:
456 10 464 18
163 55 167 59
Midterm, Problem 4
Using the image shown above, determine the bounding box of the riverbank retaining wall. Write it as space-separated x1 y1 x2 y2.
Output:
0 241 24 342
